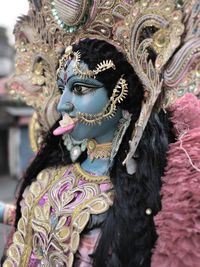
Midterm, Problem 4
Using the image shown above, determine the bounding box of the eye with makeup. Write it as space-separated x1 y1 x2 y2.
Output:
57 75 102 95
72 83 98 95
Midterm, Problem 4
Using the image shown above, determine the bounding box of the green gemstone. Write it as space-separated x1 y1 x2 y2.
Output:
69 27 74 33
176 0 184 8
188 83 195 92
178 88 184 96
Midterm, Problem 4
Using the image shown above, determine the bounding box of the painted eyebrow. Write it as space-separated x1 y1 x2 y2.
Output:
58 72 104 89
67 75 104 87
67 75 75 83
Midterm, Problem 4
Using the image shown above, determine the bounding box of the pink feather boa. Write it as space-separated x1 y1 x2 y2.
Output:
151 94 200 267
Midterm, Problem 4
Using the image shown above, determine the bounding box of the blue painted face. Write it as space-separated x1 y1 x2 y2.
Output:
57 59 122 142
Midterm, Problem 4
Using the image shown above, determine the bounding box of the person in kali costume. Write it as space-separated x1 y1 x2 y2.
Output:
1 0 200 266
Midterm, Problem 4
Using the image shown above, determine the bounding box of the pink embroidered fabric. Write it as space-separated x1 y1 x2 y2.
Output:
151 94 200 267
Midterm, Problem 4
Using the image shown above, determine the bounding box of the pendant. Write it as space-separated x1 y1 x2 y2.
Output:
62 134 87 162
70 146 82 162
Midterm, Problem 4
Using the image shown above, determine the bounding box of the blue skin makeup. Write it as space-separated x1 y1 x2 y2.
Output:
57 60 123 175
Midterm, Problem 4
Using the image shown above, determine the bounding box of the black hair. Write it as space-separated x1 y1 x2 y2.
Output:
13 39 172 267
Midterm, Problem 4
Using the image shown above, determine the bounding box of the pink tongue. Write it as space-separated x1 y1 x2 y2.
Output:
53 123 75 136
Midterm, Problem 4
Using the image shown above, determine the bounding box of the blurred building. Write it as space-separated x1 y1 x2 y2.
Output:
0 26 14 77
0 27 34 178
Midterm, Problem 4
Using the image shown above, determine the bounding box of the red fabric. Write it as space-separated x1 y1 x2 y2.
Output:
151 94 200 267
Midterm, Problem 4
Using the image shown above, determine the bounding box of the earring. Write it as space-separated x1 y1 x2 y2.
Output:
62 134 87 162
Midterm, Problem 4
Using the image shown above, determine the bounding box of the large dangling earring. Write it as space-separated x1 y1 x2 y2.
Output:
109 110 132 170
62 134 87 162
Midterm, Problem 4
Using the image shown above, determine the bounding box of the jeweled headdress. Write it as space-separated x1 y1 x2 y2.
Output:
7 0 200 165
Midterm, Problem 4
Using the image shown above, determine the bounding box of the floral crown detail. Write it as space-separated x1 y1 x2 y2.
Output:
57 45 116 79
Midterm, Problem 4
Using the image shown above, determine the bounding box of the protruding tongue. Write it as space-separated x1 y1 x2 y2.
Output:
53 114 77 136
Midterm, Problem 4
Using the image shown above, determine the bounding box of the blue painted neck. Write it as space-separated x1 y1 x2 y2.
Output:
81 158 111 176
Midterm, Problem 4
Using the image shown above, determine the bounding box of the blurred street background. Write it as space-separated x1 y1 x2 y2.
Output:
0 0 30 259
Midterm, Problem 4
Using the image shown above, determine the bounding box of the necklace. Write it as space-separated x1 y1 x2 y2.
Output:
62 134 87 162
87 139 112 161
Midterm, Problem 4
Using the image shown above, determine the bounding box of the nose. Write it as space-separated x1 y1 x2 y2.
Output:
64 102 74 112
57 100 74 113
57 90 74 113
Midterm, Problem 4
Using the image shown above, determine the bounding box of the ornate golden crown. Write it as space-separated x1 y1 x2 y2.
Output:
7 0 200 156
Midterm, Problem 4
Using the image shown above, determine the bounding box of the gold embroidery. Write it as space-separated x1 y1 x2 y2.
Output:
3 167 65 267
4 165 113 267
